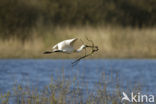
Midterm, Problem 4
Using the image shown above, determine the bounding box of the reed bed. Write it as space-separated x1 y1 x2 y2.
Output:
0 26 156 58
0 71 141 104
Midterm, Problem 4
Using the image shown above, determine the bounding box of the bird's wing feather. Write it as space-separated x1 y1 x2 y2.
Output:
67 38 78 46
57 41 72 52
53 38 77 51
52 44 58 49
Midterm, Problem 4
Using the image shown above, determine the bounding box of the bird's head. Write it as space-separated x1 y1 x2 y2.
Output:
81 45 87 49
76 45 87 52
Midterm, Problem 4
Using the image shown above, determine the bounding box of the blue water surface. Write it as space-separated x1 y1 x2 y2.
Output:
0 59 156 94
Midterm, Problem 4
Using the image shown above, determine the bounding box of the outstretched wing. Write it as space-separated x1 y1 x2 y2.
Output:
67 38 78 46
52 44 58 49
53 38 77 49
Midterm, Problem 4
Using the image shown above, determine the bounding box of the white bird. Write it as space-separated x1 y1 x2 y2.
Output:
43 38 88 54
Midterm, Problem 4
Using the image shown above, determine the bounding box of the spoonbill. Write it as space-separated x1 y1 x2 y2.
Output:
43 38 88 54
43 38 99 65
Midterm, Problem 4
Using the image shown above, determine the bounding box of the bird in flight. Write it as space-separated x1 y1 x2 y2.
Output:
43 38 87 54
43 38 98 65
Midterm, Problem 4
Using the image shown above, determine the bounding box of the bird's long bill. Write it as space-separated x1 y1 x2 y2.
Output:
85 46 92 48
43 51 53 54
86 45 99 50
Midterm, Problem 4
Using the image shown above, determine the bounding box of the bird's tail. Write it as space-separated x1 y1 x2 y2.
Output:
43 51 53 54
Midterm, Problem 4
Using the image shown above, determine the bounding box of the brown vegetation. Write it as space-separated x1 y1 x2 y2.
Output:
0 72 141 104
0 26 156 58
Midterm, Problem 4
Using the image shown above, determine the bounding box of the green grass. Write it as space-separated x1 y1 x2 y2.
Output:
0 25 156 58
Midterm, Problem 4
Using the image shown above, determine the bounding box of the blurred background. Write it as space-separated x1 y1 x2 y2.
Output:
0 1 156 103
0 0 156 58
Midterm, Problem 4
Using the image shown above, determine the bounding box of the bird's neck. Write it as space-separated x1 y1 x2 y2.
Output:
76 45 84 52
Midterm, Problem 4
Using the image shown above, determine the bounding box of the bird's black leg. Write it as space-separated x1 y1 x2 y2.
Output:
43 51 53 54
43 50 63 54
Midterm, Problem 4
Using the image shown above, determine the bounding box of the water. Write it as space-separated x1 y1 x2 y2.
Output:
0 59 156 95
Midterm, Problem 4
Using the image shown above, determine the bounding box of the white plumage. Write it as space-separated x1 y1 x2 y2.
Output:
43 38 86 54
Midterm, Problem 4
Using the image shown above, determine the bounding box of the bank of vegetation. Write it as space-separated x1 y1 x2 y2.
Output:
0 0 155 58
